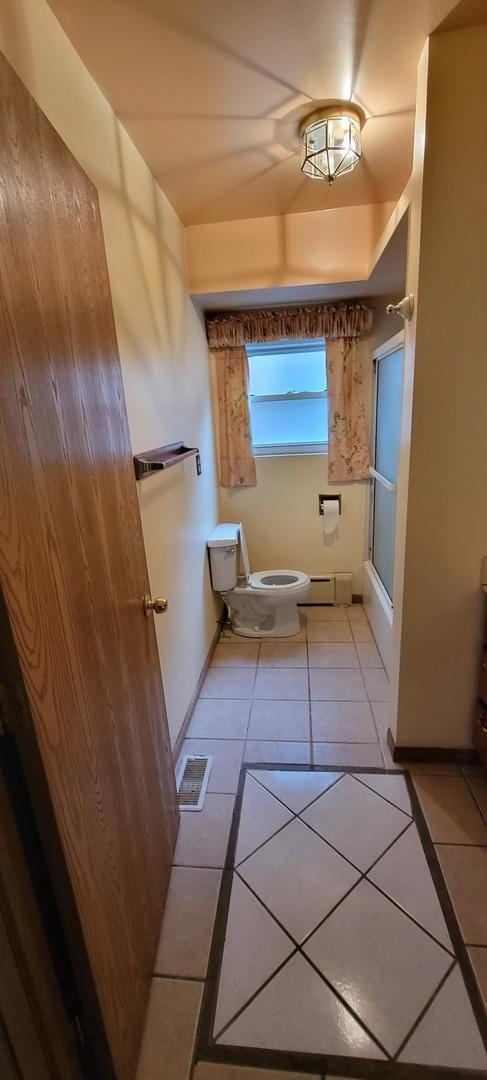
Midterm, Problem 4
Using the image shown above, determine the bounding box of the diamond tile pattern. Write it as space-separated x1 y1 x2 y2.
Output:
368 824 452 949
218 954 385 1059
249 768 342 814
398 966 487 1070
354 772 412 816
238 816 360 942
301 773 409 872
212 767 483 1071
213 876 293 1036
303 880 452 1055
235 774 292 865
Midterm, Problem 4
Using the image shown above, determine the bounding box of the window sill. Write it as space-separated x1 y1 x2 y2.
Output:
253 443 328 458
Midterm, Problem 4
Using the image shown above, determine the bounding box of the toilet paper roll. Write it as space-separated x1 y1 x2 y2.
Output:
322 499 340 537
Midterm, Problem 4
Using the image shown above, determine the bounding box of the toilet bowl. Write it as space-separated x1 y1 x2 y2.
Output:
207 523 310 638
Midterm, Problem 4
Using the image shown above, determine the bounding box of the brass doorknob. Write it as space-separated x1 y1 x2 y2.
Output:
143 595 168 616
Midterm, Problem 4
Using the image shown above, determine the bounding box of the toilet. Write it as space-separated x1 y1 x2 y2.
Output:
207 522 310 638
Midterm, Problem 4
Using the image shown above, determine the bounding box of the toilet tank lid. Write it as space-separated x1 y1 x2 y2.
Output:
207 523 240 548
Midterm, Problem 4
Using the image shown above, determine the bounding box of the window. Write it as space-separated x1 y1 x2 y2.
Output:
247 339 328 456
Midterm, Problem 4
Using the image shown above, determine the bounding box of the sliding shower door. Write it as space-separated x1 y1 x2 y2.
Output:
369 332 404 601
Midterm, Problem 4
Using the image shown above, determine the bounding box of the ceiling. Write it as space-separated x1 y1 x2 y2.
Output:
48 0 460 226
198 208 409 310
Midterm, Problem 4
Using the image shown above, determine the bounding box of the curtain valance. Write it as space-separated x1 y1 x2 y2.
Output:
206 302 372 350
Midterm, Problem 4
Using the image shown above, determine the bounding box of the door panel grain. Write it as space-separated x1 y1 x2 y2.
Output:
0 51 178 1080
0 1018 21 1080
0 760 82 1080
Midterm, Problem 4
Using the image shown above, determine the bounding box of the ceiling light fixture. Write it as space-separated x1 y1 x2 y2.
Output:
300 105 363 184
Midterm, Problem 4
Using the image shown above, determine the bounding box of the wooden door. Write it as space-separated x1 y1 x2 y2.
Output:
0 585 87 1080
0 1019 19 1080
0 51 179 1080
0 750 81 1080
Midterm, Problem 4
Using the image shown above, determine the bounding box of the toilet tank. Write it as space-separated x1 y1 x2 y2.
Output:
207 523 239 591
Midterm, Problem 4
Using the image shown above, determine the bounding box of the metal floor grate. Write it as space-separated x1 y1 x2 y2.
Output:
177 754 212 811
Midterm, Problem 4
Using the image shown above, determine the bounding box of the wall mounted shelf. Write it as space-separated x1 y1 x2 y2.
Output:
134 442 201 481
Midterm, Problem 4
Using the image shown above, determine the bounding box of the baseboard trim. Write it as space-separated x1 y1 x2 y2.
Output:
387 728 479 764
172 618 224 764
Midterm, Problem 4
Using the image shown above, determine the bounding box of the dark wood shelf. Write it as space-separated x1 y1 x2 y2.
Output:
134 442 201 481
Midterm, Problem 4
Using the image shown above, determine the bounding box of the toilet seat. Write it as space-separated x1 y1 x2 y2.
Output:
236 524 309 595
249 569 309 593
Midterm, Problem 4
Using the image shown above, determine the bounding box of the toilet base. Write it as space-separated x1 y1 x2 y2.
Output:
229 601 302 639
230 623 299 639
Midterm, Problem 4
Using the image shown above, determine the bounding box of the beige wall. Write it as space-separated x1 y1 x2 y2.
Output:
392 27 487 748
187 202 395 297
0 0 220 747
217 301 398 592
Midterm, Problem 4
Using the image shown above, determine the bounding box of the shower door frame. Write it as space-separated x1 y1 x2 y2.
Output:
368 330 405 606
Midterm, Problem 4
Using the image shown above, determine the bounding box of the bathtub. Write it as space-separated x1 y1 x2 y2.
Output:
362 560 393 677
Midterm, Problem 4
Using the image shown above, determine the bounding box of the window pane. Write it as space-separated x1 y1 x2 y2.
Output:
250 397 328 446
248 342 326 396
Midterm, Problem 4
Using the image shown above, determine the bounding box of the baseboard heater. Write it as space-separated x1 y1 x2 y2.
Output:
305 572 353 606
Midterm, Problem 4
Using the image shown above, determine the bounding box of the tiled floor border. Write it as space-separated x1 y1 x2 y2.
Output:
195 764 487 1080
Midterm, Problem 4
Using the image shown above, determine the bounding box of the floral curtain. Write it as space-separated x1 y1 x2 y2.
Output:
326 337 370 482
213 346 256 488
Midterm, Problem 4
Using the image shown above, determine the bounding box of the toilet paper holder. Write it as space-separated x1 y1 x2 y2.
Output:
318 494 341 516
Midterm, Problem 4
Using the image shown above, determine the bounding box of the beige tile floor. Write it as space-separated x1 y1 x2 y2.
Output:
186 604 388 773
136 604 487 1080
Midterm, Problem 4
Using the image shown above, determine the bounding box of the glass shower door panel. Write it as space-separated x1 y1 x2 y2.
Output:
371 345 404 600
372 484 396 599
375 348 403 483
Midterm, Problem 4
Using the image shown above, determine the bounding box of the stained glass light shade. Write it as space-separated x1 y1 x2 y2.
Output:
300 107 362 184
